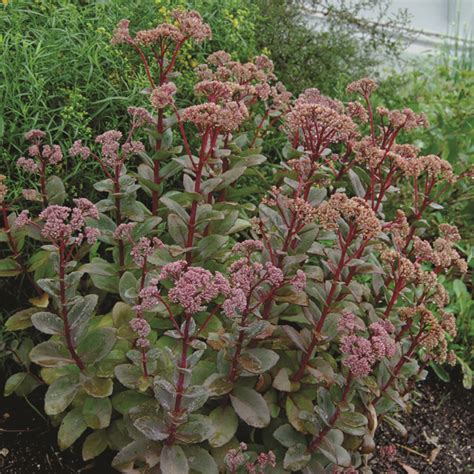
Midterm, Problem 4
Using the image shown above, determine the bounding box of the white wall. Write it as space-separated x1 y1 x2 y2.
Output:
306 0 474 56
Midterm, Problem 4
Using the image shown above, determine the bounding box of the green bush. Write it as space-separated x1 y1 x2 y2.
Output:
252 0 409 96
378 56 474 385
0 0 259 195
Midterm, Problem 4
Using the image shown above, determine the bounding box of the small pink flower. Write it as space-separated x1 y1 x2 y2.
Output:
14 210 30 228
290 270 307 291
150 82 177 110
128 107 154 126
340 334 375 377
28 144 40 157
136 337 150 348
111 19 133 45
122 140 145 156
22 189 38 201
131 237 164 266
159 260 188 280
337 311 365 333
265 262 284 286
17 157 39 174
233 240 264 254
69 140 91 160
24 129 46 142
168 267 229 314
130 317 151 338
95 130 123 168
172 9 212 42
84 227 100 245
114 222 136 241
42 144 63 165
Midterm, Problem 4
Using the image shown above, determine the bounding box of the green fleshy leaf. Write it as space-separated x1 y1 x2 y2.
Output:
58 408 87 450
82 396 112 429
160 444 189 474
230 386 270 428
209 405 238 447
45 375 79 415
82 430 109 461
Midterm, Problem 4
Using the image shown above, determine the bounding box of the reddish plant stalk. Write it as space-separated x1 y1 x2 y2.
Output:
228 326 247 383
151 109 164 215
373 326 424 405
136 258 149 378
39 156 48 208
292 226 356 382
113 167 125 271
167 313 192 444
185 129 211 263
308 372 353 453
58 242 85 371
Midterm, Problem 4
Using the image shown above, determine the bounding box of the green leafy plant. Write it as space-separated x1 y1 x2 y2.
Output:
0 10 468 472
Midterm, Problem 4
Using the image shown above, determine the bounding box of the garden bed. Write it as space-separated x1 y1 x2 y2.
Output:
0 370 471 473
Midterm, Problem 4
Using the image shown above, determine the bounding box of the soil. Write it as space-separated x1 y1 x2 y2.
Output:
0 368 472 473
372 368 473 473
0 381 115 473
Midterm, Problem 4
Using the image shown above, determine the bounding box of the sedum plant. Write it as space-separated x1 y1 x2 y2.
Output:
0 9 467 473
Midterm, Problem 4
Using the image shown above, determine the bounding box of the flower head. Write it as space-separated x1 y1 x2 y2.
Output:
346 78 378 96
167 267 229 314
131 237 164 266
24 129 46 142
128 107 154 126
17 157 39 174
150 82 177 110
111 19 133 45
69 140 91 160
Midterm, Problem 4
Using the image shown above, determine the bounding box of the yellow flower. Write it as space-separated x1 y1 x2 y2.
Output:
191 59 198 68
232 18 239 28
2 0 8 5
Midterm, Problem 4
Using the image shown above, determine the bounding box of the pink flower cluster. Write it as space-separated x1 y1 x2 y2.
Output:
130 317 151 348
91 130 144 168
111 9 211 47
290 270 307 291
317 193 381 240
17 157 39 174
69 140 91 160
19 199 100 246
131 237 164 266
337 311 365 333
167 265 229 315
195 51 291 114
17 130 63 173
223 255 284 318
24 129 46 142
172 9 212 43
224 442 276 473
113 222 136 241
150 82 177 110
285 89 357 151
141 262 229 315
128 107 154 126
181 101 249 132
340 319 396 377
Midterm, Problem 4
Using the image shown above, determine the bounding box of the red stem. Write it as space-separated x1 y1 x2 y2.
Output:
113 169 125 272
167 313 192 444
292 226 356 382
59 242 85 371
308 372 352 453
39 156 47 209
